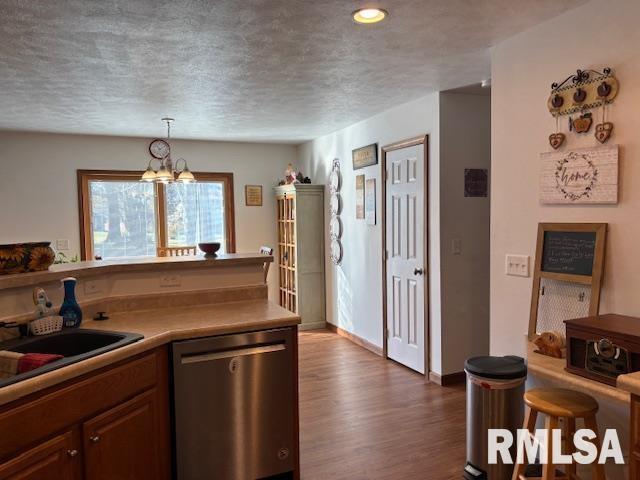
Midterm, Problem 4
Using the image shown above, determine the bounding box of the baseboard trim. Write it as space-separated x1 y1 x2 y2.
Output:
325 323 383 357
429 371 466 386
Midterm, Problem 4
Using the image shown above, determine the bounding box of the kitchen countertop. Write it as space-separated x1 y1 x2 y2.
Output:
0 299 299 406
617 371 640 397
526 341 629 404
0 253 273 291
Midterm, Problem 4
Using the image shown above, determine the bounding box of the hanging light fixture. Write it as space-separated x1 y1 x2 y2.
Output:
142 118 196 184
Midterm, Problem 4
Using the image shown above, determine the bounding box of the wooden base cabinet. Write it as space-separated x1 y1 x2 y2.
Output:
631 394 640 480
0 431 81 480
0 348 170 480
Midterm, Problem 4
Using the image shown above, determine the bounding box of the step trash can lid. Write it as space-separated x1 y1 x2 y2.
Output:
464 355 527 380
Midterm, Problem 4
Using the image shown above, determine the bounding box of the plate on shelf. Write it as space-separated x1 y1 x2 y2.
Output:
330 216 342 239
329 169 341 193
330 193 342 215
330 239 342 265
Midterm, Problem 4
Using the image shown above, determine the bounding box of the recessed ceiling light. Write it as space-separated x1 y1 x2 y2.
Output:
352 8 388 24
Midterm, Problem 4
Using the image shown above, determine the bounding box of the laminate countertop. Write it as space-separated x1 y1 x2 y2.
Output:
0 299 299 406
616 372 640 397
526 341 629 404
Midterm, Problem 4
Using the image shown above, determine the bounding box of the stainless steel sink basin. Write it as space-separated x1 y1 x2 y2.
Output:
0 328 143 388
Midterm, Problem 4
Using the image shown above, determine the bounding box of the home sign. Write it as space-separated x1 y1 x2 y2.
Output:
539 145 618 204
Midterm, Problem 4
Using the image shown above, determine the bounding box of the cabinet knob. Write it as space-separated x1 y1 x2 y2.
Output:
413 268 424 276
89 435 101 444
67 449 79 457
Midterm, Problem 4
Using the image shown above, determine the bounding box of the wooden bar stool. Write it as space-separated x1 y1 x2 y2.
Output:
511 388 606 480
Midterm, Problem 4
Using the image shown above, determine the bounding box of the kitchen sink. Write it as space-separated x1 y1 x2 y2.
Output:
0 328 144 388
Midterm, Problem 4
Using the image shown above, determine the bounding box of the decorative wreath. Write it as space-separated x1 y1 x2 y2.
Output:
554 152 599 201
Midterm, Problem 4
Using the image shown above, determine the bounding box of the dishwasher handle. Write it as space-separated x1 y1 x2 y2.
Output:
180 343 286 365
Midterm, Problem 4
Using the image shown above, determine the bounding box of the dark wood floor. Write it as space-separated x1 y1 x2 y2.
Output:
298 330 467 480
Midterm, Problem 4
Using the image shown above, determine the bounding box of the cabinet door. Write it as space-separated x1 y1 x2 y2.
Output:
0 431 80 480
83 389 160 480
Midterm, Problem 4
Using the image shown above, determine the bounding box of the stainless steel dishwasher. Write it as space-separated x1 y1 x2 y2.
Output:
172 328 297 480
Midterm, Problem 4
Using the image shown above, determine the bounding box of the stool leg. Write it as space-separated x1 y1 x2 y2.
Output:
584 415 606 480
542 415 559 480
512 406 538 480
564 418 577 479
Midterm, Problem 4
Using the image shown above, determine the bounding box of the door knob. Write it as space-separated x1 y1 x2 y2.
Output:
67 449 79 457
89 435 101 444
413 268 424 276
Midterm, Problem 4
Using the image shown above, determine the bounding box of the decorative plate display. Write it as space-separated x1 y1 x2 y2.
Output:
329 193 342 215
330 239 343 265
329 216 342 239
149 138 170 159
329 168 341 193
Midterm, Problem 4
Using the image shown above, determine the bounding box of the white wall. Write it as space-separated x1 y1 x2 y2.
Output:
298 93 443 372
439 92 491 374
0 131 296 300
490 0 640 356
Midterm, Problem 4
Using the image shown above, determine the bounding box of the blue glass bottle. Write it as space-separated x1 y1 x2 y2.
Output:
59 277 82 328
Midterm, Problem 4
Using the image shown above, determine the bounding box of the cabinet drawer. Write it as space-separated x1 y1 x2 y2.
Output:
0 351 159 459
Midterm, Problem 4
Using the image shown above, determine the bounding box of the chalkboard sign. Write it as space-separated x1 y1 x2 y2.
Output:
528 222 607 340
541 231 596 276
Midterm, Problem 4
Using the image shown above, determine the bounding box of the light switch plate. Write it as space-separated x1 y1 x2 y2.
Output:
505 254 530 277
452 238 462 255
84 279 102 296
56 239 69 251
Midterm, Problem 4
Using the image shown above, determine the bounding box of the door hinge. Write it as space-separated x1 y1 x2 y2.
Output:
385 250 389 260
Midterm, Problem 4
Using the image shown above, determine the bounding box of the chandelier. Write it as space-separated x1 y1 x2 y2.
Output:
141 117 195 184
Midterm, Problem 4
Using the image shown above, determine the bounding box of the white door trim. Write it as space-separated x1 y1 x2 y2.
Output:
381 135 430 375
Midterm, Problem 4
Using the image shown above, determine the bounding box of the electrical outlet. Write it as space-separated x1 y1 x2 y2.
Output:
505 254 530 277
160 274 181 288
84 279 102 295
56 239 70 251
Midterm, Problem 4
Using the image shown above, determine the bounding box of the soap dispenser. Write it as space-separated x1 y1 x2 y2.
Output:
59 277 83 328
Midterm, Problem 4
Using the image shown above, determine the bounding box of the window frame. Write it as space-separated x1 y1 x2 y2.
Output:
77 170 236 260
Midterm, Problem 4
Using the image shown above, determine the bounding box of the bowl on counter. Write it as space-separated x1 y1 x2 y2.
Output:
198 242 221 257
0 242 55 275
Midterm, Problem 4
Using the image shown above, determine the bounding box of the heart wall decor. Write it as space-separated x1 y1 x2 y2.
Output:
595 122 614 144
549 133 566 150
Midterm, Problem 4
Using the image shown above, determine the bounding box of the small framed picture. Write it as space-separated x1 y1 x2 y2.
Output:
355 174 365 219
352 143 378 170
245 185 263 206
365 178 376 225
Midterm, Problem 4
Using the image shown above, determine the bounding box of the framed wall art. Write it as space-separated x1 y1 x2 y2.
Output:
540 144 618 204
355 174 365 219
245 185 263 206
352 143 378 170
365 178 376 225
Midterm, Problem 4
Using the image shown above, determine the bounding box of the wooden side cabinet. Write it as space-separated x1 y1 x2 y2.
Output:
0 348 170 480
274 183 326 330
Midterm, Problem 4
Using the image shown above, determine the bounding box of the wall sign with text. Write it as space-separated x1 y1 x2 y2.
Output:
540 145 618 204
352 143 378 170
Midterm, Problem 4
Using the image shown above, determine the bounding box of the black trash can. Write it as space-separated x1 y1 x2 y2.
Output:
463 355 527 480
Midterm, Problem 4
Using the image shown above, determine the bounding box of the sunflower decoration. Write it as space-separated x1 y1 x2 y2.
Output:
28 246 55 272
0 246 25 262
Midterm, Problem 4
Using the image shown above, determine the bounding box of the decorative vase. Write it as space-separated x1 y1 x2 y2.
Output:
0 242 55 275
59 277 83 328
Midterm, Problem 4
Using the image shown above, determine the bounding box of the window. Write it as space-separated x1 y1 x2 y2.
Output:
78 170 235 260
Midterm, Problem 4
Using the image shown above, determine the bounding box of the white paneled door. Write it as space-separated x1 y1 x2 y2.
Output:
385 142 426 374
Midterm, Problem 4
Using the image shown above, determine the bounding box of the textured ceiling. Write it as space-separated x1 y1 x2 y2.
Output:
0 0 585 143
